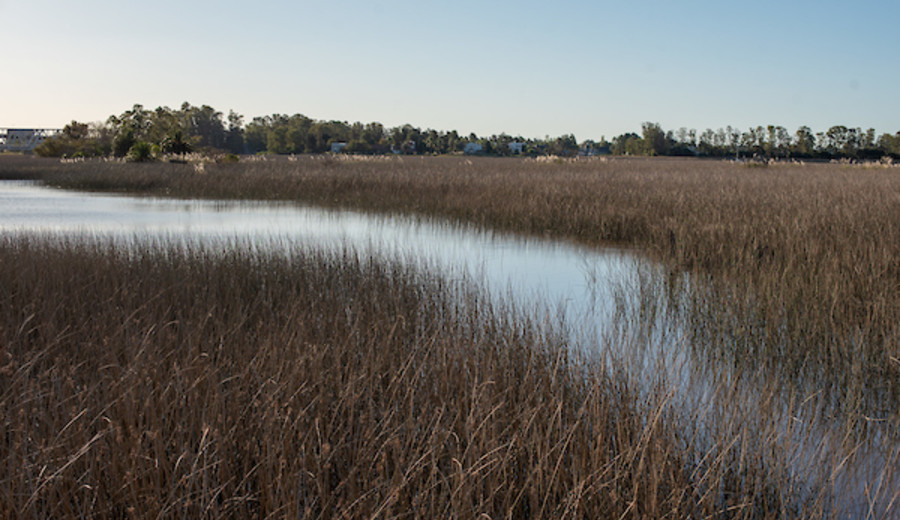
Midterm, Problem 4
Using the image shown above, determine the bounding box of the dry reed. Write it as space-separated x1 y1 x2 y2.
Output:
7 155 898 396
2 236 889 518
2 155 899 517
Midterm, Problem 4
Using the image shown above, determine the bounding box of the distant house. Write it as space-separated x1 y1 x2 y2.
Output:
508 142 525 154
0 128 60 152
330 142 348 153
463 142 483 155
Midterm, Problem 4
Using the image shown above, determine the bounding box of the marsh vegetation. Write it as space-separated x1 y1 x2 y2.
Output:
1 155 898 518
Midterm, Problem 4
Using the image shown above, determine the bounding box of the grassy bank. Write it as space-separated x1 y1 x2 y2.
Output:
2 237 879 518
4 155 898 400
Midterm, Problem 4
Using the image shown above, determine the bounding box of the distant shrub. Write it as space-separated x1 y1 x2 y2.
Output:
113 130 136 157
217 153 240 163
33 138 68 158
161 130 192 156
127 141 154 162
345 139 372 154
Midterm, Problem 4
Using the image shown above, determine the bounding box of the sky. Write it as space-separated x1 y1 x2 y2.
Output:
2 0 899 140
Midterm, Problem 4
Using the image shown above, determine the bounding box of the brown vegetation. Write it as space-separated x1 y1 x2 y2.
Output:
7 155 899 394
1 237 864 518
1 155 899 517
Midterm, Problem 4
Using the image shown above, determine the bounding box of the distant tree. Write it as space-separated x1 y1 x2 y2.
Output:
726 126 741 157
548 134 578 156
113 130 136 158
433 129 460 154
282 115 311 154
181 103 226 150
641 122 668 156
793 126 816 157
611 132 641 155
345 139 371 154
126 141 153 162
146 106 179 144
115 104 153 140
306 121 350 153
244 116 270 154
224 110 245 154
161 130 192 156
491 133 513 156
35 120 102 157
774 126 791 157
362 122 384 146
877 132 900 156
267 125 290 154
697 129 716 156
670 127 696 156
823 125 858 157
62 120 90 140
863 128 876 150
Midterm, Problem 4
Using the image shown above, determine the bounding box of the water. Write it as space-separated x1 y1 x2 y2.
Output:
0 180 636 346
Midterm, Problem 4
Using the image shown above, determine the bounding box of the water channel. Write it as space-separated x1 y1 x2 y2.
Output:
0 180 895 517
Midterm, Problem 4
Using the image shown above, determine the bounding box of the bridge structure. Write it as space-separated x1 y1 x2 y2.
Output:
0 128 61 152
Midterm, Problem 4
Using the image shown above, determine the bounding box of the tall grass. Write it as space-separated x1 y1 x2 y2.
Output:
3 236 894 518
7 155 899 399
2 155 900 516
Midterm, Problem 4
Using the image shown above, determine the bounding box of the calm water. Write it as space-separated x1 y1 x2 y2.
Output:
1 180 894 516
0 180 640 345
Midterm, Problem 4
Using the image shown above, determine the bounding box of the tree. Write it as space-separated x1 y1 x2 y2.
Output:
182 103 226 150
671 127 696 156
244 116 270 154
697 129 716 156
774 126 791 157
362 122 384 147
611 132 641 155
726 126 741 157
224 110 245 154
877 133 900 156
62 120 90 140
345 139 371 154
116 104 153 140
161 130 192 156
823 125 860 157
793 126 816 157
113 130 136 158
549 134 578 156
127 141 153 162
641 122 668 156
267 125 290 154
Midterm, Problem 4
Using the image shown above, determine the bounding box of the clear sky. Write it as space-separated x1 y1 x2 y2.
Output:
2 0 898 140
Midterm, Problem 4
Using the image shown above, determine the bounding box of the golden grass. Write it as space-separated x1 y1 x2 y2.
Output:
0 237 861 518
8 155 899 393
2 155 900 517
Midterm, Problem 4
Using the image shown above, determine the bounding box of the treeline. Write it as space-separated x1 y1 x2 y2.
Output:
613 122 900 160
35 103 577 159
35 103 244 160
35 102 900 161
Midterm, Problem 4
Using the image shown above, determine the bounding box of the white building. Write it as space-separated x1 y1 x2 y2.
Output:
330 142 348 153
508 142 525 154
463 142 483 155
0 128 60 152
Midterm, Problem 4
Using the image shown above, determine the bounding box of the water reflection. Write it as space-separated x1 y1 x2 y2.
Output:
0 180 631 343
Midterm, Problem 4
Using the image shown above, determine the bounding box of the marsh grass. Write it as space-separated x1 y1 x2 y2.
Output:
1 236 869 518
9 155 900 397
2 155 900 517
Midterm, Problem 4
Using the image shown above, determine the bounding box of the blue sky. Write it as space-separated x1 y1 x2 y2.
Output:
2 0 898 140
